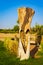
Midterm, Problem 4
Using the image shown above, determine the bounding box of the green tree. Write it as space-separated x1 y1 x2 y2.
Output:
31 24 43 35
13 25 19 33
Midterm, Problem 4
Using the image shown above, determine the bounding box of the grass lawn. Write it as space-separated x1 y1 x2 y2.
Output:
0 41 43 65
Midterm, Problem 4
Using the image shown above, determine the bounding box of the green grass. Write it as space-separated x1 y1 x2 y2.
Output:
0 41 43 65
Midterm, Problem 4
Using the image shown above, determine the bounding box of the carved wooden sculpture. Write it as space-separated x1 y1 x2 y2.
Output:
18 7 35 60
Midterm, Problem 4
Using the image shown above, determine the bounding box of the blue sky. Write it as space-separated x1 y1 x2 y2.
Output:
0 0 43 29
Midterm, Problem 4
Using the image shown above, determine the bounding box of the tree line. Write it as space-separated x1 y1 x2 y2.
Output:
0 22 43 35
0 25 19 33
